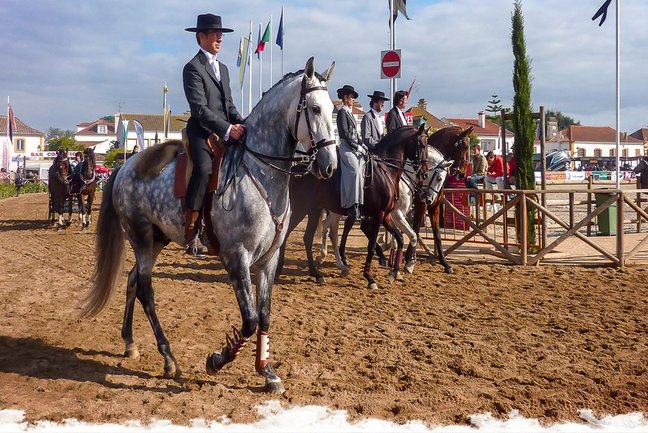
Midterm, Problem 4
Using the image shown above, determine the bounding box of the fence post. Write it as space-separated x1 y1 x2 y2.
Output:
587 176 593 236
521 191 528 264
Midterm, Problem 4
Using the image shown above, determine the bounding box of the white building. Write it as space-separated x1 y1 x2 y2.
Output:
0 114 46 175
564 125 644 159
444 112 514 155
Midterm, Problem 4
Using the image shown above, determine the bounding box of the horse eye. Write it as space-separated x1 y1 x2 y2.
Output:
312 106 321 115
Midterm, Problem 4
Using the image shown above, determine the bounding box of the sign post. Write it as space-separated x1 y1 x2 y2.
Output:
381 49 402 79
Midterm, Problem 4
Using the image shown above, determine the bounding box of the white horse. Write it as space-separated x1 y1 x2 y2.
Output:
317 145 452 275
81 58 337 393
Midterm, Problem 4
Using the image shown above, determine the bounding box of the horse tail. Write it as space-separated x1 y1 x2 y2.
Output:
81 165 124 318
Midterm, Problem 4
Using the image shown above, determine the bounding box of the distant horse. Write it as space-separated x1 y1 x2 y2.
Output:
70 147 97 229
277 125 429 288
81 58 338 393
47 150 71 228
317 145 453 275
411 126 472 273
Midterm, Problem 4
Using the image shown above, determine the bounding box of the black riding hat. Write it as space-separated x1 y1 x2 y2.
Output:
367 90 390 101
185 13 234 33
336 85 358 99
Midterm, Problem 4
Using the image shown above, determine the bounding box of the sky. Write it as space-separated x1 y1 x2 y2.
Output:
1 404 647 433
1 0 647 136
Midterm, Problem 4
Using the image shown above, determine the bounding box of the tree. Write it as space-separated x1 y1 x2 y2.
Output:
545 109 580 130
46 127 74 141
485 93 503 125
47 136 83 152
511 0 536 245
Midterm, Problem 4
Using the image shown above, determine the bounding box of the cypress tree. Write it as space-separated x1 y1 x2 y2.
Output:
511 0 537 245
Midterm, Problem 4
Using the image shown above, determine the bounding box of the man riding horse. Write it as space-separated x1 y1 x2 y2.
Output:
183 13 246 256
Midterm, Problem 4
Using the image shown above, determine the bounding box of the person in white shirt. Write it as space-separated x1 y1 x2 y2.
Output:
386 90 408 133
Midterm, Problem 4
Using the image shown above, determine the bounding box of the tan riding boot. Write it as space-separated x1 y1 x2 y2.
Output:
184 208 207 256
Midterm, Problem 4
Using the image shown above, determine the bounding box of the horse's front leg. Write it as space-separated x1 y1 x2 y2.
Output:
339 213 357 267
315 210 331 266
303 210 326 284
429 202 453 274
382 214 404 283
253 251 285 393
362 213 383 290
393 209 417 274
86 191 95 227
325 213 349 276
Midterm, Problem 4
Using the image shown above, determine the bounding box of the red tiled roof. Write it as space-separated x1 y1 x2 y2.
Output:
0 115 44 135
407 106 446 129
630 128 648 142
445 117 513 137
565 125 643 144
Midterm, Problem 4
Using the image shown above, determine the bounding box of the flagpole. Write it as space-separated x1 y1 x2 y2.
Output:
615 0 620 189
240 37 244 113
389 0 395 109
258 22 263 102
281 7 285 77
248 21 253 115
270 15 273 85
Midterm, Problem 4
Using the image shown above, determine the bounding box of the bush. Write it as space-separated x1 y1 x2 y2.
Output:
0 181 48 200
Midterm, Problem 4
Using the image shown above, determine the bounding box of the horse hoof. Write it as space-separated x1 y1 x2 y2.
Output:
163 363 179 379
368 282 379 290
405 261 415 274
315 256 324 266
264 378 286 394
206 352 226 375
378 258 387 267
445 267 454 274
340 267 349 277
124 345 140 359
395 271 404 282
388 272 395 284
316 275 325 285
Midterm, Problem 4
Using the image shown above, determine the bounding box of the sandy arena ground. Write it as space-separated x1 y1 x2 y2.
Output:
0 192 646 427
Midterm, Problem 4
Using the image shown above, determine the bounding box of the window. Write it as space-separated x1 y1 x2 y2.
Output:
622 149 629 157
97 125 107 134
577 148 586 157
15 139 24 151
593 148 602 157
609 148 615 157
636 149 643 157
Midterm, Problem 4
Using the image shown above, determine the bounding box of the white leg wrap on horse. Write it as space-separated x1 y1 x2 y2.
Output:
226 326 249 358
255 331 270 373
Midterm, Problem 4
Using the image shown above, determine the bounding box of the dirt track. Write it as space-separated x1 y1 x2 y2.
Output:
0 192 646 427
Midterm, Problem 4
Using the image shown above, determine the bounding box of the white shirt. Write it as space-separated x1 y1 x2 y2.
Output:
397 106 407 126
200 48 221 81
371 108 384 135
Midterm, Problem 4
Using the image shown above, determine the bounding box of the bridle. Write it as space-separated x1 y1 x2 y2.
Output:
243 74 336 177
418 159 451 201
450 135 469 176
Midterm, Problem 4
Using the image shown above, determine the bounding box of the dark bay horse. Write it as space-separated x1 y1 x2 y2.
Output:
70 147 97 229
81 58 338 393
47 150 71 228
277 125 428 289
411 126 472 273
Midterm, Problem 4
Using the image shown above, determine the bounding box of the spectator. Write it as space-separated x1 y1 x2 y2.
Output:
464 144 487 189
15 167 26 196
485 151 504 190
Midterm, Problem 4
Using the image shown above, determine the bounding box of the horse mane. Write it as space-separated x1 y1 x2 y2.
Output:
374 126 417 155
132 140 182 178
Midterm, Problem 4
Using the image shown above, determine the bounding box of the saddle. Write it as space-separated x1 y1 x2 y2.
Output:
175 129 226 256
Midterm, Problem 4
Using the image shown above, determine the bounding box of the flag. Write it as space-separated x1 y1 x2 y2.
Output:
236 37 243 67
164 107 171 138
255 21 271 55
406 78 416 98
133 119 145 150
162 82 168 109
276 7 284 49
8 103 16 144
238 36 251 89
592 0 612 26
116 115 129 149
391 0 411 21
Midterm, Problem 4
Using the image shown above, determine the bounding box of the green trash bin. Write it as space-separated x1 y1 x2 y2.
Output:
594 191 617 235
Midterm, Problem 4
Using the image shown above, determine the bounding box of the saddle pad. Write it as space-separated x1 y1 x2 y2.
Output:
174 133 225 199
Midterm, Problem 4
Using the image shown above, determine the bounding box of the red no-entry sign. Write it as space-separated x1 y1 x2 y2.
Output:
381 49 401 79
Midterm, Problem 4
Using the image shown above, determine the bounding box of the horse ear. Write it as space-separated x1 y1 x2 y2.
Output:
443 160 454 168
463 126 474 137
305 57 315 79
323 61 336 83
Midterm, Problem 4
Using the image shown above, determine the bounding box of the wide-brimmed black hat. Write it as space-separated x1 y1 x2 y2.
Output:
337 85 358 99
185 13 234 33
367 90 390 101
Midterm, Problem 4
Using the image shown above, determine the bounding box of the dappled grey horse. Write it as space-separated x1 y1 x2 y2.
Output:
82 57 337 393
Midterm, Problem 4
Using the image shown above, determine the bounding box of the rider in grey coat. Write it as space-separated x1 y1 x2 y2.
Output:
360 90 390 151
336 85 365 220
